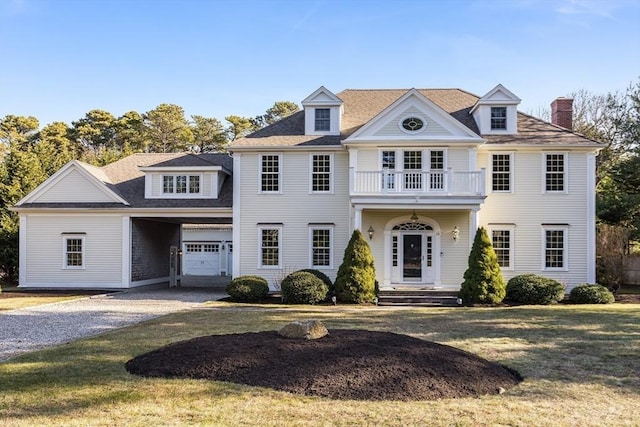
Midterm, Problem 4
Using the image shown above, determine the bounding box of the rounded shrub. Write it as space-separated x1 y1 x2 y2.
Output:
505 274 565 305
226 275 269 302
569 283 615 304
281 271 328 304
299 268 334 298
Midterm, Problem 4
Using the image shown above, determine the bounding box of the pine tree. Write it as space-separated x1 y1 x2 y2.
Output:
458 226 506 304
334 230 377 303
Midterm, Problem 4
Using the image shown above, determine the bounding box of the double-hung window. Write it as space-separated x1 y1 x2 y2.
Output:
260 154 281 193
63 234 85 269
545 153 566 193
311 154 332 193
314 108 330 131
491 107 507 130
310 227 332 268
162 175 200 194
543 226 568 270
490 227 514 269
259 227 281 267
492 153 512 192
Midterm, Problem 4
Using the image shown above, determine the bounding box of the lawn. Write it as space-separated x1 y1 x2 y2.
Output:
1 302 639 426
0 289 89 311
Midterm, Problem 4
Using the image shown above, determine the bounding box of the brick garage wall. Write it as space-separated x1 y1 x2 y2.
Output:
131 219 180 282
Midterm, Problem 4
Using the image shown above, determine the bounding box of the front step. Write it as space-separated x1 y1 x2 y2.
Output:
377 290 460 307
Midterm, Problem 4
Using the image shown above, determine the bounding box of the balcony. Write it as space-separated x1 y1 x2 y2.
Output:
350 168 486 196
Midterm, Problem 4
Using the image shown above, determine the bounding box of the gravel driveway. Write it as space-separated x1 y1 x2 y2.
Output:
0 287 227 362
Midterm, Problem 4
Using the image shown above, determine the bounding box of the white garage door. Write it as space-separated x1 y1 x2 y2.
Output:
183 242 221 275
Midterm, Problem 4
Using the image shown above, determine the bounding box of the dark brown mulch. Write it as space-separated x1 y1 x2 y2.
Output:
126 329 522 401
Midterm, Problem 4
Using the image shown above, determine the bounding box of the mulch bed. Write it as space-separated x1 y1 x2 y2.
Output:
126 329 522 401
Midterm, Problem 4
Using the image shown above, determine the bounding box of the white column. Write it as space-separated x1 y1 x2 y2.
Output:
232 153 241 278
19 215 27 286
469 208 479 249
587 153 596 283
383 229 391 286
354 207 362 231
121 216 131 287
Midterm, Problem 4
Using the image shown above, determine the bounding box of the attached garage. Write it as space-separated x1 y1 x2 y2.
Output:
181 225 232 284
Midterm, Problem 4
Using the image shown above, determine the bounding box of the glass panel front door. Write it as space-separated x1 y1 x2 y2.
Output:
403 234 422 281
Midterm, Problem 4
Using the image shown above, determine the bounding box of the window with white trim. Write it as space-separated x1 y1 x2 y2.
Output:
404 150 422 190
429 150 445 190
311 154 332 193
381 150 396 190
260 154 281 193
490 228 513 269
259 227 281 267
545 153 566 192
314 108 330 131
543 226 568 270
310 227 332 268
492 153 512 192
491 107 507 130
63 235 85 269
162 175 201 194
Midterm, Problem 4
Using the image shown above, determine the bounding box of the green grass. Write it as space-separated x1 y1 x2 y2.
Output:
1 302 639 426
0 293 87 311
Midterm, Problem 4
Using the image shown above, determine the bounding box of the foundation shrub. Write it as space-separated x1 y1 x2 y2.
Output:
226 275 269 302
506 274 565 305
569 283 615 304
281 271 328 304
299 269 334 299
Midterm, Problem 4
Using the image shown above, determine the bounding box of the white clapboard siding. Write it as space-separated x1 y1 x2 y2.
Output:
34 169 116 203
356 147 472 172
237 151 350 286
374 106 452 137
479 150 591 287
24 215 123 288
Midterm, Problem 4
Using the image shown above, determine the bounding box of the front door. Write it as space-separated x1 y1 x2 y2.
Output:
401 233 435 282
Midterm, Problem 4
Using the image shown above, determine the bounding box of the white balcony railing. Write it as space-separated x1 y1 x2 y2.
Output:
350 168 486 196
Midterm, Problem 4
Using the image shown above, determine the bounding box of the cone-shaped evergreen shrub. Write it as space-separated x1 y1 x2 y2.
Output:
458 226 506 304
334 229 376 303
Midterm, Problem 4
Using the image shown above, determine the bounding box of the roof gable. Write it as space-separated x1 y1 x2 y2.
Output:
16 160 130 206
301 86 343 106
471 84 521 111
345 89 482 143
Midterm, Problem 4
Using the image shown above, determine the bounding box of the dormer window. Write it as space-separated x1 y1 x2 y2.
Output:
491 107 507 130
162 175 201 194
314 109 330 131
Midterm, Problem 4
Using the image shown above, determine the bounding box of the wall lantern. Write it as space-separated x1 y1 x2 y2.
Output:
452 226 459 242
367 225 375 240
410 210 419 223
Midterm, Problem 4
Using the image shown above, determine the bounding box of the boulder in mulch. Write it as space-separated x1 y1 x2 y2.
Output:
278 320 328 340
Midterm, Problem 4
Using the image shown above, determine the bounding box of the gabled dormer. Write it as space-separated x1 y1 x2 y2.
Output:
140 162 231 200
302 86 343 136
470 84 521 135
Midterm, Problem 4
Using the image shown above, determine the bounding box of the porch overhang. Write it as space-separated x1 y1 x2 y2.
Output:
350 195 486 211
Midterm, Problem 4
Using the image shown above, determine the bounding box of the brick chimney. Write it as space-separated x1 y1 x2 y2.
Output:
551 97 573 130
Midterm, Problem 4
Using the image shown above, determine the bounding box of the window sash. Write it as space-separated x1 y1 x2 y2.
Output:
162 175 201 194
314 108 330 131
491 107 507 130
260 228 280 267
491 229 511 268
311 154 331 192
260 155 280 192
311 228 331 267
63 236 84 269
544 229 565 269
545 154 565 192
492 154 511 192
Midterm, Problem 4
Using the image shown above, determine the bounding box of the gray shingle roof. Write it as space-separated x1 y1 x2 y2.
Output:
230 88 602 148
18 153 233 210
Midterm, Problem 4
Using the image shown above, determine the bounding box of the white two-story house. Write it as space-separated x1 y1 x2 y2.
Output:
14 84 602 292
229 84 602 292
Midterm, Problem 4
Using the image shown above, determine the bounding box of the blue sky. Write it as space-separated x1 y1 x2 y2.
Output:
1 0 639 128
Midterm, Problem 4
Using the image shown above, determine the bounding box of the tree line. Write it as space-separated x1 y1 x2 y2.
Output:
0 79 638 285
0 101 299 282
